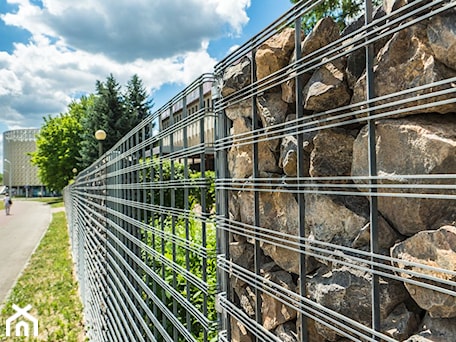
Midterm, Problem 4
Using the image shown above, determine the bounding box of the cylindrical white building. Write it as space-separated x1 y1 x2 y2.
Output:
3 129 45 197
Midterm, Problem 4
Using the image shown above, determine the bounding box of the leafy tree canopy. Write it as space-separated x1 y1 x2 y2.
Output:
291 0 382 31
31 96 93 191
33 73 153 187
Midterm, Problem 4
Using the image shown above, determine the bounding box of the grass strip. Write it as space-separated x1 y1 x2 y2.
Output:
0 211 86 341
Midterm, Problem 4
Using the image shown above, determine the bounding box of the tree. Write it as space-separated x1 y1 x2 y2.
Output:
31 97 92 191
124 74 153 125
79 74 153 168
290 0 382 31
79 74 125 167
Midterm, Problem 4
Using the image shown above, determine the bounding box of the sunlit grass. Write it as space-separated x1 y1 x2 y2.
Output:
0 211 86 341
31 197 64 208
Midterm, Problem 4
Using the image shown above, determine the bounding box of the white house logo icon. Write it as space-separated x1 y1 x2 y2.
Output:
5 304 38 337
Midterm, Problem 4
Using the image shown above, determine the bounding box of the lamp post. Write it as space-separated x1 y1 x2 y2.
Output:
95 129 107 157
4 158 12 195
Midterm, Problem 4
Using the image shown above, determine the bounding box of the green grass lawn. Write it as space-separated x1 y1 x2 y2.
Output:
0 209 86 341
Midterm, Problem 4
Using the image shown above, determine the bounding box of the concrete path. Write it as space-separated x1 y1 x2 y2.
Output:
0 200 52 306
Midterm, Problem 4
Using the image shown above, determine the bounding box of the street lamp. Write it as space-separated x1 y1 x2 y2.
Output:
4 158 12 195
95 129 107 157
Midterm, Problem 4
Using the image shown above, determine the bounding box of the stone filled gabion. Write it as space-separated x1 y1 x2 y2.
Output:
222 4 456 341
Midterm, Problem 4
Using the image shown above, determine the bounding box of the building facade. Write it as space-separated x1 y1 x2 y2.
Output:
156 73 215 171
3 129 44 197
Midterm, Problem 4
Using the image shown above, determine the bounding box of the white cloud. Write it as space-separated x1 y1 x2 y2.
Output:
0 0 250 131
2 0 251 61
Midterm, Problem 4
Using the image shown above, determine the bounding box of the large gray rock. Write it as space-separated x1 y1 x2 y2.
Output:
352 115 456 236
301 17 340 56
427 10 456 71
225 99 252 121
391 226 456 318
257 92 289 152
237 188 373 273
261 270 297 330
231 240 254 271
222 57 251 97
351 23 456 117
381 303 420 341
228 117 280 178
231 316 253 342
309 128 355 180
404 313 456 341
306 265 409 341
233 281 256 317
303 58 351 112
280 135 300 177
306 193 369 249
352 214 401 251
281 63 311 104
237 190 302 274
256 27 296 81
383 0 408 14
274 322 297 342
281 17 340 104
279 114 315 177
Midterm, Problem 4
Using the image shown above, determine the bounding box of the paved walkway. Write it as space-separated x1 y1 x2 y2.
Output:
0 200 52 307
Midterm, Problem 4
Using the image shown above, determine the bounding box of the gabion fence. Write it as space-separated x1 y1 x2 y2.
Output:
214 0 456 341
65 1 456 341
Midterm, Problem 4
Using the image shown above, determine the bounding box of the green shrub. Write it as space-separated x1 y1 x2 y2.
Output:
139 157 217 340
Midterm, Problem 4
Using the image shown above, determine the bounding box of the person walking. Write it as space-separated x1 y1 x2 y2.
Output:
3 193 12 215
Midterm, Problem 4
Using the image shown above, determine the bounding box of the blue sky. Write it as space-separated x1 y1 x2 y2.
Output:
0 0 293 171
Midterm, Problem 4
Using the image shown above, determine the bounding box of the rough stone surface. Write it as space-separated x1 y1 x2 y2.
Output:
381 303 420 341
280 17 340 104
222 10 456 342
281 68 311 104
301 17 340 56
279 115 315 177
306 193 368 249
303 58 351 112
228 117 280 178
306 265 409 341
222 57 251 97
237 189 373 273
237 284 256 317
427 10 456 71
256 27 296 81
261 270 297 330
391 226 456 318
225 99 252 121
237 190 301 274
274 322 297 342
404 313 456 342
351 23 456 117
309 128 355 180
257 92 289 152
352 115 456 236
351 214 400 251
280 135 300 177
231 240 254 271
231 317 253 342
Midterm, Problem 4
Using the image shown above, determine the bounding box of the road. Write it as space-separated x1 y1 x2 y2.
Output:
0 200 52 307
